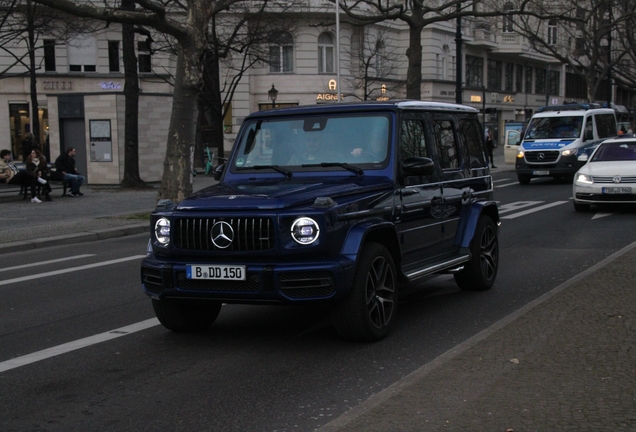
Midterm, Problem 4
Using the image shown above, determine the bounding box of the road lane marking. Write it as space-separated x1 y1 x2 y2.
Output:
498 201 543 214
0 318 160 373
0 255 146 286
592 212 614 219
501 201 569 219
495 182 521 188
0 254 96 273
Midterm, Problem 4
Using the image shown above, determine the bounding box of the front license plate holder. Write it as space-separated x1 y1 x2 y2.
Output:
186 264 246 281
532 170 550 176
602 187 632 195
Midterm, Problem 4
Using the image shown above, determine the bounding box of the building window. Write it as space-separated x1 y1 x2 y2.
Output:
504 63 514 92
525 65 533 93
138 41 151 73
269 32 293 73
548 70 560 96
374 40 385 76
566 72 587 99
502 2 515 33
515 64 523 93
318 32 334 74
548 20 558 45
535 68 546 95
67 34 96 72
108 41 120 72
465 55 483 87
43 39 56 72
487 59 502 90
223 103 233 134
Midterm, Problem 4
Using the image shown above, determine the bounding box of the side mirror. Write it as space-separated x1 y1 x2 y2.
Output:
577 153 589 165
213 163 225 181
401 157 435 177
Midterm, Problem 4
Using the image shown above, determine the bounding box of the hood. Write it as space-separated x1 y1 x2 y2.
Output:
176 176 394 211
581 161 636 176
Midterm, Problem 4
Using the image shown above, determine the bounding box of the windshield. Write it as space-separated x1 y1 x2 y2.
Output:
231 114 390 172
591 142 636 162
525 116 583 140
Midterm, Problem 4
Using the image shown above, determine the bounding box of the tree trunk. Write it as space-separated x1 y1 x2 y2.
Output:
27 0 41 149
405 23 424 100
120 0 145 188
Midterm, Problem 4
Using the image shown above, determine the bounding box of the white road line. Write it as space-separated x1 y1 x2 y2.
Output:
492 178 512 183
0 254 96 273
501 201 569 219
498 201 543 214
495 182 521 188
0 318 160 373
0 255 146 286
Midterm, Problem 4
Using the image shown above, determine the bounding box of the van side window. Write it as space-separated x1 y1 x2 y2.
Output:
433 119 459 169
583 117 594 141
460 118 487 168
595 114 618 138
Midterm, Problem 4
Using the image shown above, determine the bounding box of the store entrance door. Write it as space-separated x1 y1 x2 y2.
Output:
60 118 88 182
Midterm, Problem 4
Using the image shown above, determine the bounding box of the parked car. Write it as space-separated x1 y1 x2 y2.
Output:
141 101 500 341
572 135 636 211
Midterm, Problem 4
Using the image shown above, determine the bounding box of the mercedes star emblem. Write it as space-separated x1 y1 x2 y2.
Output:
211 221 234 249
537 153 545 160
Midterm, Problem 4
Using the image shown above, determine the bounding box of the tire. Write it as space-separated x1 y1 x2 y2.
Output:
332 243 397 342
152 298 222 332
454 217 499 291
573 201 591 212
517 175 531 185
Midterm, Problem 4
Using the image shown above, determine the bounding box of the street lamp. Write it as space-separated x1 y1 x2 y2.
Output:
268 84 278 109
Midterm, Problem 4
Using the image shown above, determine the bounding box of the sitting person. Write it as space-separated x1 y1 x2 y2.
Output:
350 138 387 162
25 148 53 201
0 149 42 203
54 147 85 197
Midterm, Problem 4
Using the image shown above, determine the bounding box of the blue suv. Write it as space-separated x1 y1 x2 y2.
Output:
141 101 500 341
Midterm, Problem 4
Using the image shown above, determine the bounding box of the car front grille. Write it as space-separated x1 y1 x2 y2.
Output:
525 151 560 163
174 217 275 251
592 176 636 183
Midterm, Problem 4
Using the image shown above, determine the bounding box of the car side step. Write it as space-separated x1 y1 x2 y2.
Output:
405 255 470 281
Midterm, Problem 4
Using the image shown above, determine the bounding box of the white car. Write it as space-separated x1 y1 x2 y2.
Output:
573 135 636 211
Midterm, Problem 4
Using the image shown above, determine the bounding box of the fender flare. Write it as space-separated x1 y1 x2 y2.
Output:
455 201 500 248
340 219 400 261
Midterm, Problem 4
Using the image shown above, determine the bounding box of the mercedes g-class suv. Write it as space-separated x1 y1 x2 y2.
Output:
141 101 500 341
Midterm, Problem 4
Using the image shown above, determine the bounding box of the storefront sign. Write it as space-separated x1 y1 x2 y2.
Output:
316 93 342 102
100 81 122 90
43 81 72 91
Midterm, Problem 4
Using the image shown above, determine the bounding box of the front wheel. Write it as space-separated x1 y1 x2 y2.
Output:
517 175 531 185
454 217 499 291
332 243 397 342
152 298 222 332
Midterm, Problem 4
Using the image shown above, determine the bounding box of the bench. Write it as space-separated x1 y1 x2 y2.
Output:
1 163 71 199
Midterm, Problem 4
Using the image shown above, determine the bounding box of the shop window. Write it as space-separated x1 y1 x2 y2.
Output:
138 41 152 73
67 34 97 72
43 39 56 72
9 104 30 160
108 41 120 72
465 55 483 88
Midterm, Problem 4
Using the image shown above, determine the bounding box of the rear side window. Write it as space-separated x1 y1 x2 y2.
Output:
400 119 429 160
460 118 487 168
595 114 617 138
432 118 459 169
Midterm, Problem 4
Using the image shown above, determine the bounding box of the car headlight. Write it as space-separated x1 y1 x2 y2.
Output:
154 217 171 245
575 173 593 184
291 217 320 245
562 149 577 157
516 150 525 158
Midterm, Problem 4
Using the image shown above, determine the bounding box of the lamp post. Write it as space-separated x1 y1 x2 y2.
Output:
268 84 278 109
455 3 463 104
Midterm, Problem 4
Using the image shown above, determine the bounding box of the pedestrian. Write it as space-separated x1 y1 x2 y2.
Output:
25 148 53 201
53 147 85 197
0 149 42 203
485 127 496 168
21 132 36 161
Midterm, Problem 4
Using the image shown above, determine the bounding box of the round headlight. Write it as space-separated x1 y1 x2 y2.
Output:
154 217 171 245
291 217 320 245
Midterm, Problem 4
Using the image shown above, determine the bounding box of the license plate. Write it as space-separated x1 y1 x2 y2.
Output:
532 170 550 176
602 187 632 195
186 264 246 280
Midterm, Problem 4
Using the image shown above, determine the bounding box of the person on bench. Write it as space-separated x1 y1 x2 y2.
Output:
0 149 42 203
25 148 53 202
54 147 85 197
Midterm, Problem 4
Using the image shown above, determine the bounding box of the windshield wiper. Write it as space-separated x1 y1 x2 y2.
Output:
302 162 364 176
239 165 293 178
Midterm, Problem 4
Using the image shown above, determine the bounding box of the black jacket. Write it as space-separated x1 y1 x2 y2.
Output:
54 153 77 174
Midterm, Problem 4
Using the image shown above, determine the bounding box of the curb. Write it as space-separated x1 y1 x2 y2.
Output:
0 222 149 255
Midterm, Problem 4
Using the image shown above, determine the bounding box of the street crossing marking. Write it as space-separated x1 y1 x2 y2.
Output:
0 255 146 286
501 201 569 219
0 254 96 273
0 318 160 373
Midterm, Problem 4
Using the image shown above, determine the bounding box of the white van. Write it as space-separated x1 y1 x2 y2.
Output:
515 104 617 184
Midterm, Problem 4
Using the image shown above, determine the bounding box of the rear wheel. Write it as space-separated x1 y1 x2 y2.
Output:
332 243 397 342
152 298 222 332
454 217 499 291
517 175 531 185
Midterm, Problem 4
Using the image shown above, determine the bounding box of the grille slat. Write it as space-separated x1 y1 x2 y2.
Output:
174 217 275 252
592 176 636 183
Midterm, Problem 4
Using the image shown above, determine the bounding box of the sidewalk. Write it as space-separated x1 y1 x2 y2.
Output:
0 174 217 254
319 241 636 431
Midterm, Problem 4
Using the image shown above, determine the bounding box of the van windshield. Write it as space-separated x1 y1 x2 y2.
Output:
524 116 583 140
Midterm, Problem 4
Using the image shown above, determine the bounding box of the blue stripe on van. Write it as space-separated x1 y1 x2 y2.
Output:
521 140 574 149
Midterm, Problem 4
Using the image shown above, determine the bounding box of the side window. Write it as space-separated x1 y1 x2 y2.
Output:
583 116 594 140
400 119 428 161
433 118 460 169
595 114 617 138
460 118 487 168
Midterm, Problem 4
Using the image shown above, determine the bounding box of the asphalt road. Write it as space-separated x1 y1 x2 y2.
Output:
1 170 635 431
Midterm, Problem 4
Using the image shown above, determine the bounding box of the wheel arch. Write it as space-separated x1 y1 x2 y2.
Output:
340 220 401 269
456 201 500 249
